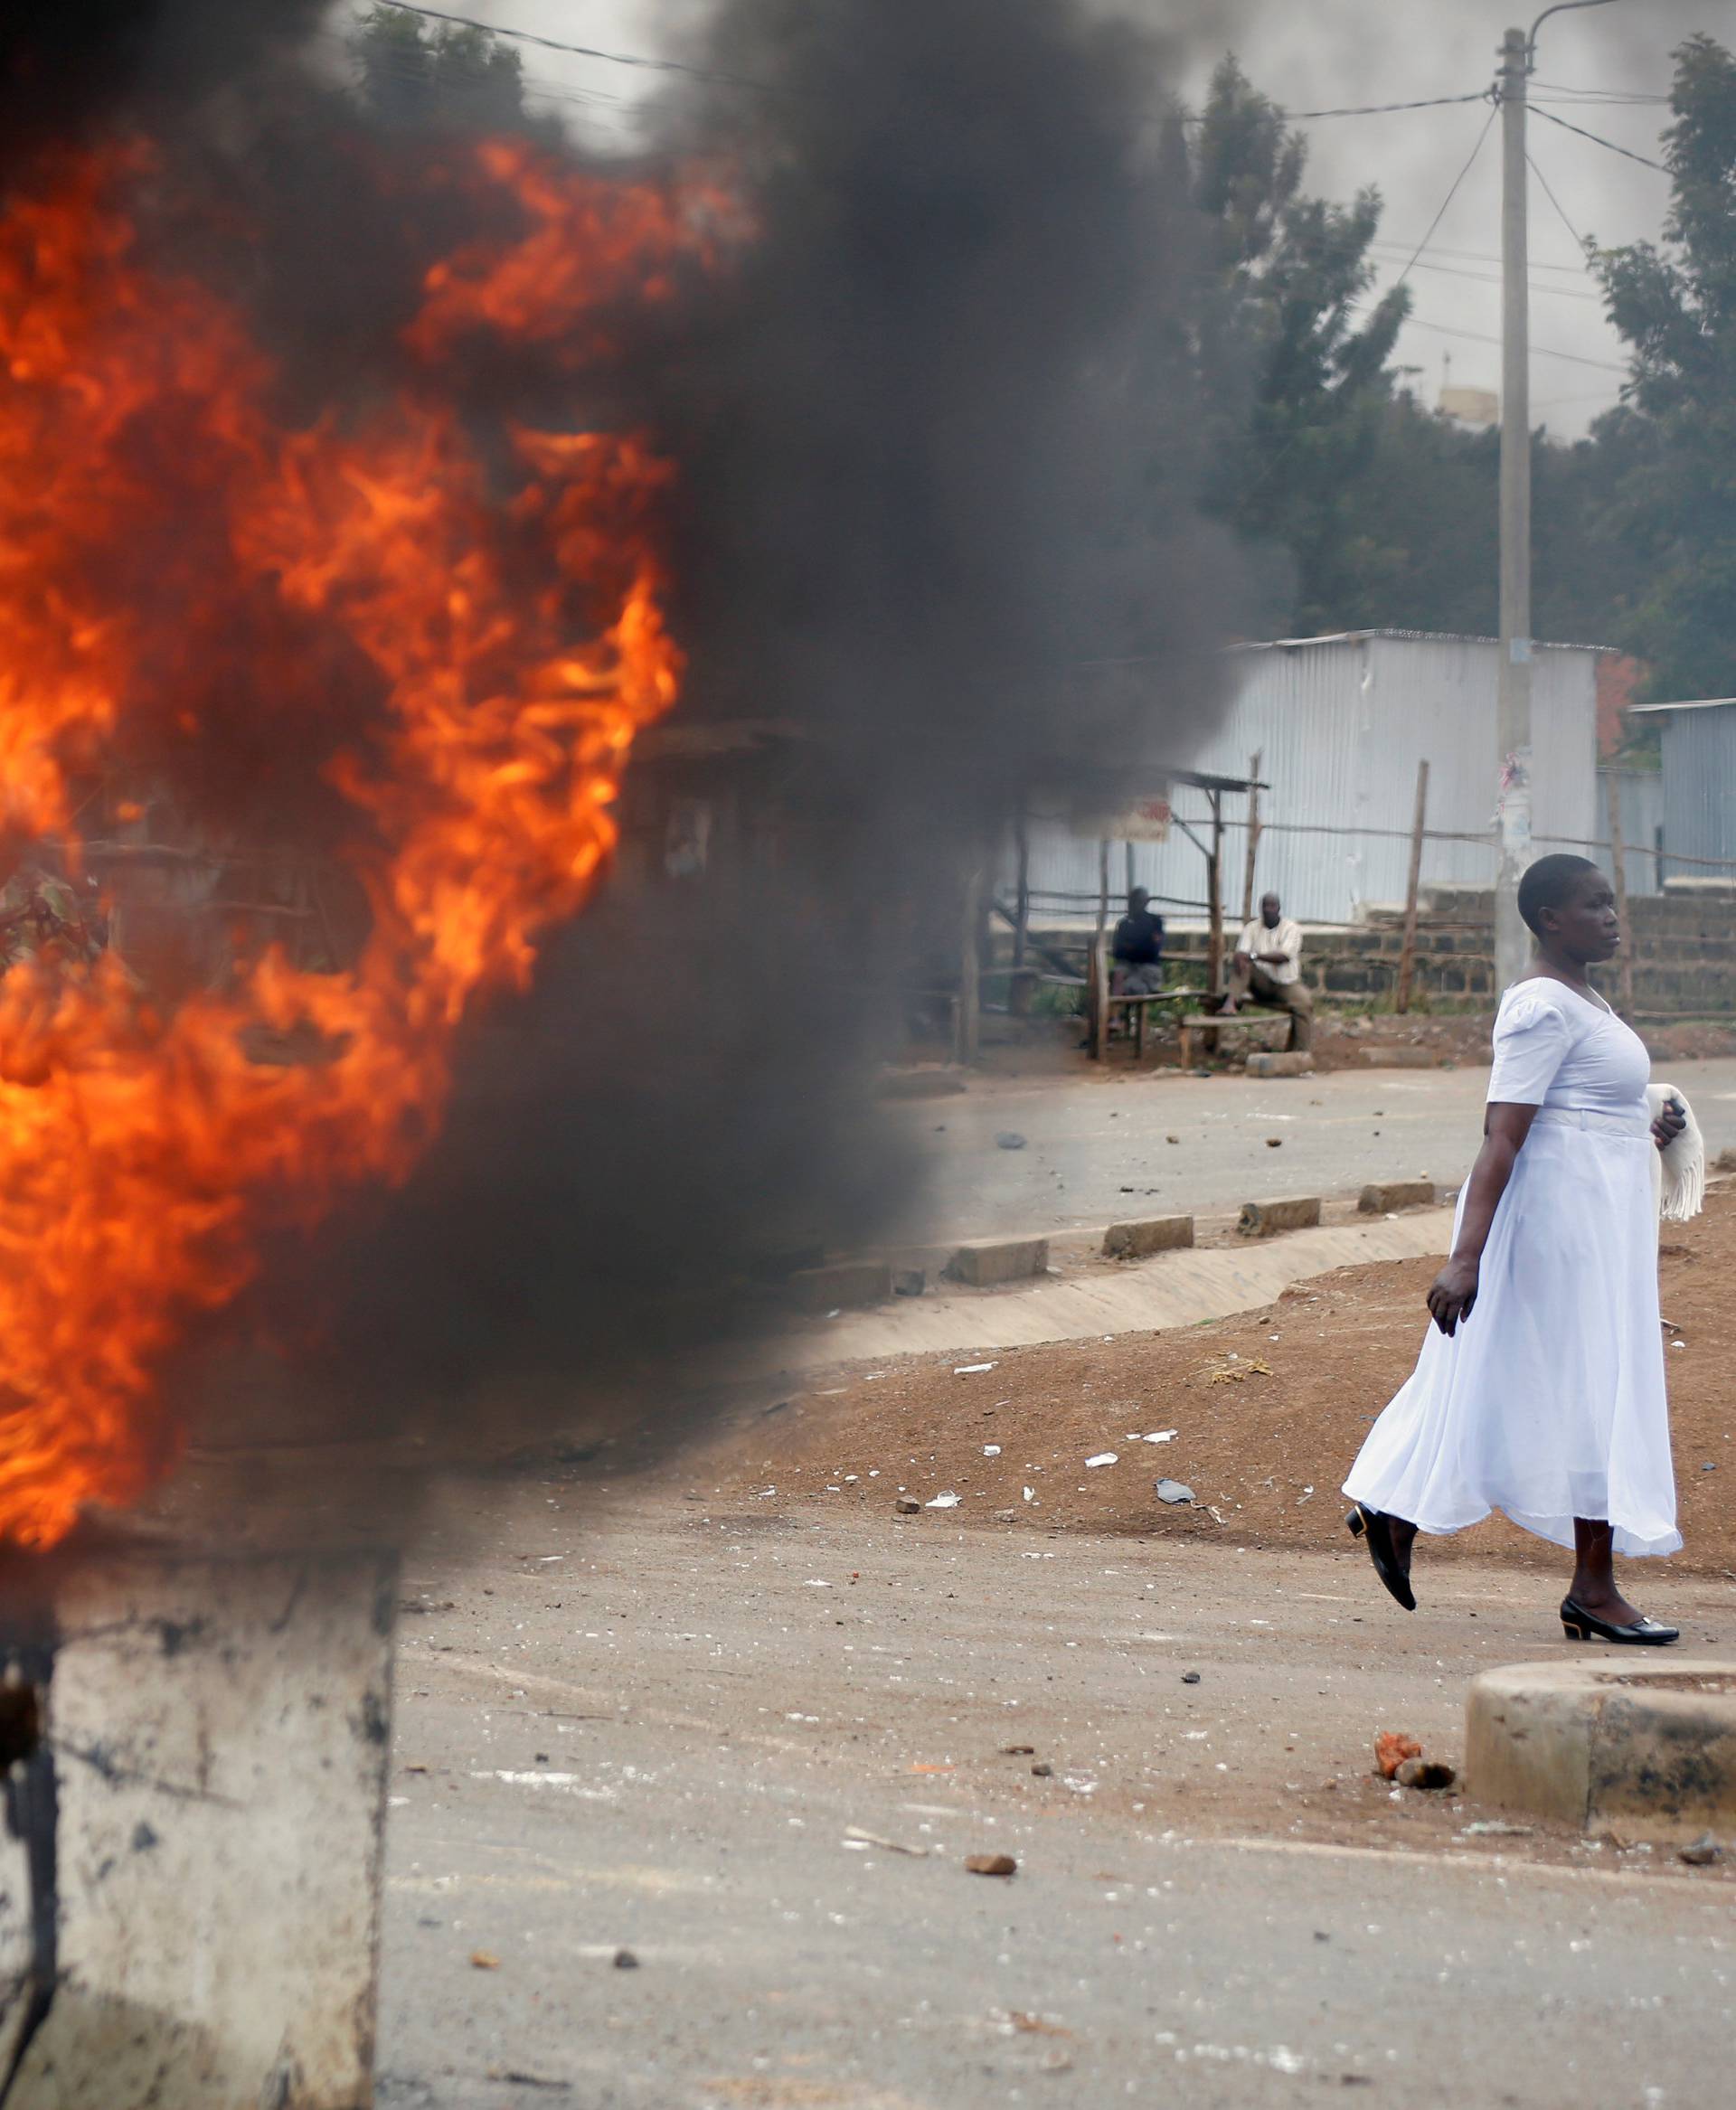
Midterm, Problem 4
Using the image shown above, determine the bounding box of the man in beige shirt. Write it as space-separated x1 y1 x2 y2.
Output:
1222 890 1313 1052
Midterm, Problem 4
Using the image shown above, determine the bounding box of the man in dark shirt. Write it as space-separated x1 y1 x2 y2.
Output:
1111 887 1165 995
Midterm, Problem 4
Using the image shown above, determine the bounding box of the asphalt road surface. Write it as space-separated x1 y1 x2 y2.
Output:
376 1482 1736 2109
872 1057 1736 1247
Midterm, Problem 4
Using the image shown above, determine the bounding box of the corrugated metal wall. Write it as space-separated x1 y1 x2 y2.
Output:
1660 704 1736 874
1011 633 1603 926
1593 768 1665 898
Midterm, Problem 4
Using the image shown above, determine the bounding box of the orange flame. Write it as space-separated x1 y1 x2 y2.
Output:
0 141 705 1547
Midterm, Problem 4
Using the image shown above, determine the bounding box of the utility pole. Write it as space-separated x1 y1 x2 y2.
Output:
1495 23 1532 994
1494 2 1626 985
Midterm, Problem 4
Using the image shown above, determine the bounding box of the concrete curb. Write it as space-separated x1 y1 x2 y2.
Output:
1466 1658 1736 1842
1103 1214 1194 1260
947 1236 1050 1287
1237 1194 1322 1238
1358 1179 1438 1213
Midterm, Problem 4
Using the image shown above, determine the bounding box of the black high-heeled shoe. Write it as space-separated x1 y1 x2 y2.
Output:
1560 1597 1678 1645
1345 1503 1416 1612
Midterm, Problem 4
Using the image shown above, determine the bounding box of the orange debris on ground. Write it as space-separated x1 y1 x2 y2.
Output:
1373 1732 1424 1780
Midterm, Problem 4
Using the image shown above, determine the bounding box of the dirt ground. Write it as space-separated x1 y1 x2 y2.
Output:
953 1005 1736 1088
677 1183 1736 1579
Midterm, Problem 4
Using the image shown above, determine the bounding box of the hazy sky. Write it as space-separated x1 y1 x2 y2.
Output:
335 1 1717 436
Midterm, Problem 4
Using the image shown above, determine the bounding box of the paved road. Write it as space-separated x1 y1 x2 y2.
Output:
376 1483 1736 2108
872 1057 1736 1247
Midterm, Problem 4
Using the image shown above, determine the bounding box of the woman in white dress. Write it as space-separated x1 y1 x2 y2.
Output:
1342 854 1686 1644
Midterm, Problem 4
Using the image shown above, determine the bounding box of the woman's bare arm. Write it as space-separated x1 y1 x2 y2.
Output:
1426 1102 1538 1335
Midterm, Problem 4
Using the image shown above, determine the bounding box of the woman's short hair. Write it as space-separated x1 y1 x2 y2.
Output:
1517 852 1600 937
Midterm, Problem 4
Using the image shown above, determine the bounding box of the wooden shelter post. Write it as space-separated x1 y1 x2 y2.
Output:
1395 758 1430 1014
1606 769 1637 1017
1206 788 1224 992
1241 749 1262 923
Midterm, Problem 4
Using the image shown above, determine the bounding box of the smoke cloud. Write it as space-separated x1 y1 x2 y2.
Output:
3 2 1251 1518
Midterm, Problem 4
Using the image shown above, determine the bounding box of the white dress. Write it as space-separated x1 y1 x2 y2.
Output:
1343 980 1679 1559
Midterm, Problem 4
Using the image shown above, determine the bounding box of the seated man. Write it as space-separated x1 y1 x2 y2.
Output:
1222 889 1313 1052
1110 886 1165 996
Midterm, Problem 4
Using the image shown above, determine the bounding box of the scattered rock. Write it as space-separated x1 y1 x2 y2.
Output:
1165 1135 1180 1144
1031 1762 1053 1777
1156 1479 1194 1505
613 1947 640 1969
470 1950 501 1971
965 1853 1019 1878
892 1268 927 1298
1265 1136 1283 1148
1181 1671 1201 1685
1395 1757 1457 1791
894 1497 921 1515
1373 1731 1423 1780
995 1131 1028 1151
1679 1833 1724 1867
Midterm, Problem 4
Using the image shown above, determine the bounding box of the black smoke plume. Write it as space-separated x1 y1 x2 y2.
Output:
2 2 1251 1508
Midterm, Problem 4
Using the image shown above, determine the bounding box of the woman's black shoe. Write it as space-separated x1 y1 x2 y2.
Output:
1560 1597 1679 1645
1345 1503 1416 1612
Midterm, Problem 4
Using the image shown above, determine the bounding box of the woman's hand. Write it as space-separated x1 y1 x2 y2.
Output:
1427 1255 1480 1336
1651 1097 1687 1153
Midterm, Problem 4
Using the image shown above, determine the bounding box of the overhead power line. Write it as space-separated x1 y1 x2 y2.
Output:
1393 105 1499 287
368 0 772 91
1405 316 1626 373
1526 148 1597 260
1528 102 1667 170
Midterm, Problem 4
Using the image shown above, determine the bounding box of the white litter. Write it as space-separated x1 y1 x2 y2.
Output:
1143 1430 1178 1444
984 1445 1001 1457
1085 1452 1118 1469
954 1361 997 1375
1023 1487 1036 1502
926 1493 961 1509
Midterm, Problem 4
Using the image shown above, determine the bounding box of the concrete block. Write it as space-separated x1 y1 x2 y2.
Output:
1358 1179 1438 1213
1467 1659 1736 1842
1244 1051 1315 1078
948 1236 1050 1286
1236 1194 1322 1238
1103 1215 1194 1260
789 1259 892 1312
1357 1046 1437 1069
0 1546 396 2109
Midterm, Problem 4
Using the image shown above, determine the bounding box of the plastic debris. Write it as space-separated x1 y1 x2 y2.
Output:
954 1361 997 1375
926 1492 961 1509
1156 1479 1194 1504
984 1444 1002 1456
1085 1452 1118 1469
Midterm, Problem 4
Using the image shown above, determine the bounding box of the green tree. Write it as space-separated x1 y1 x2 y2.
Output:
353 4 543 134
1187 57 1412 635
1596 34 1736 699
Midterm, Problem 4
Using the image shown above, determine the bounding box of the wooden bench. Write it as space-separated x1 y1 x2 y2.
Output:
1177 1009 1295 1067
1105 987 1193 1060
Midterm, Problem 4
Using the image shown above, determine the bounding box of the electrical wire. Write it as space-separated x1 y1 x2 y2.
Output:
1528 102 1667 170
1392 104 1499 287
1526 148 1597 260
1369 239 1590 278
1392 252 1602 302
367 0 772 92
1403 316 1625 372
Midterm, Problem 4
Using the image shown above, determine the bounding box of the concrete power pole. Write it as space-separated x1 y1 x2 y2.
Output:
1495 23 1532 994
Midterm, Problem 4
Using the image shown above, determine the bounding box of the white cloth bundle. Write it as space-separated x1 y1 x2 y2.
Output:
1646 1080 1704 1222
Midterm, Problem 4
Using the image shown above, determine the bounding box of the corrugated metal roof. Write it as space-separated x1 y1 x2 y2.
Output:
1627 697 1736 716
1235 628 1620 656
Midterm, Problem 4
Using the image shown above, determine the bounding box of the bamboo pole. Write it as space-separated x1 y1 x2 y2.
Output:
1206 789 1224 993
1395 758 1430 1014
1605 769 1637 1017
1241 749 1262 923
957 857 983 1065
1011 806 1030 974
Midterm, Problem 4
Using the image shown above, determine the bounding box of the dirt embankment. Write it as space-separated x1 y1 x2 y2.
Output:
682 1187 1736 1576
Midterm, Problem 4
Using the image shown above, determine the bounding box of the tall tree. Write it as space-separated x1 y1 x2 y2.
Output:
1597 34 1736 700
353 3 543 135
1187 57 1411 635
